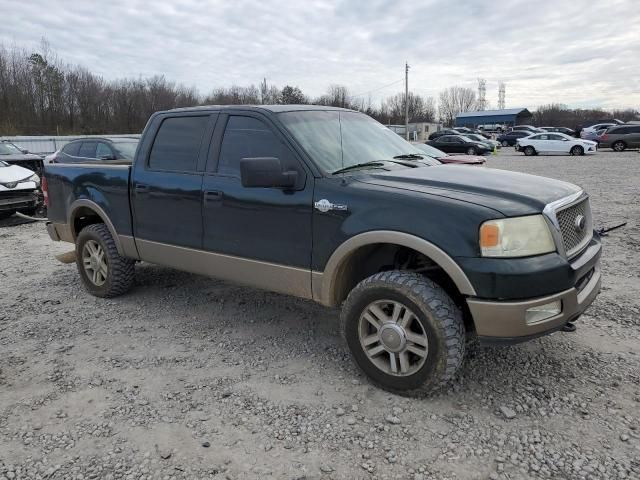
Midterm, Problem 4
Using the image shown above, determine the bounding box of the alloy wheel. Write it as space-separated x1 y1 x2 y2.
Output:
82 239 108 286
358 300 429 376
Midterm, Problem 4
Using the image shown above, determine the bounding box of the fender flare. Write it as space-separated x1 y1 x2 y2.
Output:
313 231 476 306
68 199 125 256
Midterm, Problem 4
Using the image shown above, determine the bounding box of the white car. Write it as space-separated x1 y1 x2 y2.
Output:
516 132 597 156
0 160 40 218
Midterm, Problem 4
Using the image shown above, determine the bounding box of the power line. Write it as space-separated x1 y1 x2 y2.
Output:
350 78 404 98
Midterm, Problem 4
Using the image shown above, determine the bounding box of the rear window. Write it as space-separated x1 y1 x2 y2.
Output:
78 141 97 158
148 116 209 171
62 142 81 156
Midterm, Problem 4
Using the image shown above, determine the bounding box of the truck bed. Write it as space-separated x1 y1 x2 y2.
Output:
45 164 133 237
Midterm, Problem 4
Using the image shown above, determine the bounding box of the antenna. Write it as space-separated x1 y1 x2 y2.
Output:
477 78 487 111
498 82 506 110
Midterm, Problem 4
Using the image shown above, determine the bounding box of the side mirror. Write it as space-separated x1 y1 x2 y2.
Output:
240 157 298 189
21 149 29 154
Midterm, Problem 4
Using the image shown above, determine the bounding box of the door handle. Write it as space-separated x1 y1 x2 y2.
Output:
135 184 150 194
203 190 223 206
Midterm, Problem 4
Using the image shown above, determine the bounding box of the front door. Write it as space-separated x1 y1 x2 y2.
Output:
200 112 314 296
132 113 216 252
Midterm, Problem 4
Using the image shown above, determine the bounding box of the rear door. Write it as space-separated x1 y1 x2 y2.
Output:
131 113 216 252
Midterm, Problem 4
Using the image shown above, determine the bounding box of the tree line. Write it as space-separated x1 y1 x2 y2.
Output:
0 42 637 135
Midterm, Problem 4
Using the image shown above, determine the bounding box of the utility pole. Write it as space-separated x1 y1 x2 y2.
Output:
498 82 506 110
405 62 409 140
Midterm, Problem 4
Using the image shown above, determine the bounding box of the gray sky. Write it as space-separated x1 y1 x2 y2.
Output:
2 0 639 109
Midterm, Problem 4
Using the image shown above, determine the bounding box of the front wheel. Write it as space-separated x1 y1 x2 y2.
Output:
75 223 135 298
341 271 465 395
501 140 509 147
570 145 584 156
523 146 536 156
466 147 476 155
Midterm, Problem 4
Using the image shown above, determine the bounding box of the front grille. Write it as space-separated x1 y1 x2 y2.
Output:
555 198 592 257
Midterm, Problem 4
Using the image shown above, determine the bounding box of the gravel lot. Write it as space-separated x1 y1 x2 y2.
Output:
1 148 639 480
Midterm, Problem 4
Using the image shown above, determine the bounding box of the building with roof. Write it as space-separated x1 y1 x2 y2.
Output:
455 108 533 128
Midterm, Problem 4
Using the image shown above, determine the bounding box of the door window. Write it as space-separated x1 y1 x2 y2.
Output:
148 116 209 172
78 141 98 158
96 142 113 159
217 116 296 177
62 142 81 156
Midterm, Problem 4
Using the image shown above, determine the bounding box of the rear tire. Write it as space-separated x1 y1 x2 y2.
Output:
570 145 584 156
75 223 135 298
523 146 536 156
612 140 626 152
340 271 465 395
501 140 509 147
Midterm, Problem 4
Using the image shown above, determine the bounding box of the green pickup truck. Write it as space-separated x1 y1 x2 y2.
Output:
44 105 602 394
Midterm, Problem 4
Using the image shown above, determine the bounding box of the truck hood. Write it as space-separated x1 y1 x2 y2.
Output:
357 165 581 216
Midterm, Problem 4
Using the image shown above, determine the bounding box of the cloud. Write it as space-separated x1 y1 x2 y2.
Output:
0 0 638 109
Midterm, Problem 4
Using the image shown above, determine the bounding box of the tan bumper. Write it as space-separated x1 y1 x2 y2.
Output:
467 267 601 341
46 222 74 243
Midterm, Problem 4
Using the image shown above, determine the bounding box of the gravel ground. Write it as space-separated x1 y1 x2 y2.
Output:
1 149 639 479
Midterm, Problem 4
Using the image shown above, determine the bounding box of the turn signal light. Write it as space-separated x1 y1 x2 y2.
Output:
480 223 500 247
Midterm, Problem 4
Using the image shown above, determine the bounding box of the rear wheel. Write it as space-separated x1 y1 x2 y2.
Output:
466 147 476 155
523 146 536 156
501 140 509 147
75 223 135 298
341 271 465 395
612 140 626 152
570 145 584 156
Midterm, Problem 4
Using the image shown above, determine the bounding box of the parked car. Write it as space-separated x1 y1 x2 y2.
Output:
428 129 460 140
463 134 501 150
453 127 473 134
580 128 609 144
45 137 139 164
426 135 491 155
0 160 40 218
411 143 486 166
580 123 617 139
509 125 541 133
540 127 576 136
496 131 531 147
477 124 506 133
44 105 601 394
0 140 44 178
516 132 597 156
598 124 640 151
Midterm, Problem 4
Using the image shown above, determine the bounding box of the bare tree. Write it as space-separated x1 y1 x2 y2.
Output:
438 86 477 126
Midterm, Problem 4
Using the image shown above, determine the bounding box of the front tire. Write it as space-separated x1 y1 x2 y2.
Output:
612 140 626 152
570 145 584 156
341 271 465 395
466 147 476 155
501 140 509 147
523 146 536 156
75 223 135 298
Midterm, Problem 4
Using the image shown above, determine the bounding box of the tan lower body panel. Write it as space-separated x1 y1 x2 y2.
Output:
135 239 313 299
467 267 601 338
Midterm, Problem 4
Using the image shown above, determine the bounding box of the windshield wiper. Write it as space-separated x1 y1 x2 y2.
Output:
331 161 389 175
393 154 424 159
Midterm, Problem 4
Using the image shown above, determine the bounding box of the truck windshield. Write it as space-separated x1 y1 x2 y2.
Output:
0 143 23 155
278 111 425 174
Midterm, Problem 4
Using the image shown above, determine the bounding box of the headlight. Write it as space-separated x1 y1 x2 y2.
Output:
479 215 555 257
22 173 40 186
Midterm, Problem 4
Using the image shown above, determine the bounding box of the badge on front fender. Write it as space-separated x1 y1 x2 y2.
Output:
314 199 348 213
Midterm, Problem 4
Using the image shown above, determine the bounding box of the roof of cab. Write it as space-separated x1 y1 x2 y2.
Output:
166 104 357 114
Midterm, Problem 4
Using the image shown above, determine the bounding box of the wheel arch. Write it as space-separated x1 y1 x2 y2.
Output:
312 231 476 307
68 199 125 256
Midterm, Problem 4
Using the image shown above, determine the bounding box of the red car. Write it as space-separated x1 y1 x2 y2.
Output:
412 143 486 166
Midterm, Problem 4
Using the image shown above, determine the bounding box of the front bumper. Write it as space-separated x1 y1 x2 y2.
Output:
0 191 37 212
466 237 602 344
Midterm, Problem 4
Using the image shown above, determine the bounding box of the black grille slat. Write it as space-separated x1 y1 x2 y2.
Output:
555 199 590 256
